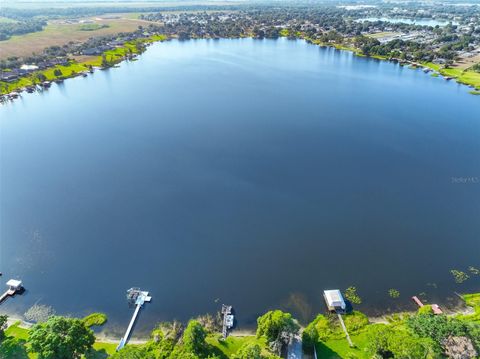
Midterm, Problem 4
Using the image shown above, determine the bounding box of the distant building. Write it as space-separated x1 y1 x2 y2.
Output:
20 64 39 71
433 58 446 64
323 289 346 312
0 72 19 82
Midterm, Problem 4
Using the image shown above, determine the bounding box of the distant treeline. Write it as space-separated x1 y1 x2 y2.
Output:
0 5 242 20
0 19 46 41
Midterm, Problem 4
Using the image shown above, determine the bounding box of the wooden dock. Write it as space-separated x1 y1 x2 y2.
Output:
221 305 234 339
0 288 16 304
412 296 424 307
412 296 443 314
0 279 23 305
117 289 151 351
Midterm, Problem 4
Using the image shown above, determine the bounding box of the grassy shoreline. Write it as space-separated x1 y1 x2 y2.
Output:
0 34 167 96
3 292 480 358
1 34 479 98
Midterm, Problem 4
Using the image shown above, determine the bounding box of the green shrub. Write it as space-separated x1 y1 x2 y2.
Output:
343 311 369 332
418 305 433 316
232 343 263 359
183 320 207 356
256 310 299 343
110 345 154 359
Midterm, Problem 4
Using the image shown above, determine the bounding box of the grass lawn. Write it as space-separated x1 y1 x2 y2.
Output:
207 334 272 358
423 62 480 90
316 330 370 359
86 342 118 359
458 293 480 323
5 322 30 341
78 23 109 31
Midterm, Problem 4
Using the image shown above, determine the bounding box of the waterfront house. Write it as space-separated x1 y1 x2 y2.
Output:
0 72 19 82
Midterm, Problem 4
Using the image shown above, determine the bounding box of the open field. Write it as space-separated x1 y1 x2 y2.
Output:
366 31 400 39
0 17 152 59
455 52 480 70
0 16 18 23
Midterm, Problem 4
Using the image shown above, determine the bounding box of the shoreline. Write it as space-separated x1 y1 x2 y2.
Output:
3 297 475 343
1 35 479 102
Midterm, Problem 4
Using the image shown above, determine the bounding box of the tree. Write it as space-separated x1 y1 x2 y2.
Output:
366 324 393 358
101 54 108 67
28 316 95 359
53 68 62 77
302 319 319 351
34 73 47 83
182 320 207 356
0 315 7 340
256 310 299 353
110 345 154 359
232 343 263 359
367 323 439 358
0 337 29 359
407 314 468 345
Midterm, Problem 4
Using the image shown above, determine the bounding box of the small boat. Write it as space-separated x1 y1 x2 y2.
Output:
445 76 452 81
42 81 51 88
81 72 88 77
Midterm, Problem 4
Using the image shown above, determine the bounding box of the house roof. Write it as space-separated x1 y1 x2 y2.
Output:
324 289 346 308
6 279 22 288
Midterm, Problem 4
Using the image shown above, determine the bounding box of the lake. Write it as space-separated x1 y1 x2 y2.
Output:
356 17 457 26
1 38 479 334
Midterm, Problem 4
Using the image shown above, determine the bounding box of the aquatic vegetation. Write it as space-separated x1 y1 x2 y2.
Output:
388 289 400 298
24 304 56 323
451 270 470 283
82 313 107 327
468 266 480 275
345 287 362 305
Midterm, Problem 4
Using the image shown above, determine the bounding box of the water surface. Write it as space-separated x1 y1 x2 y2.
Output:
1 38 479 333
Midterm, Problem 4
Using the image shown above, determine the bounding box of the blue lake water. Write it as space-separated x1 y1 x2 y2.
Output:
0 38 479 334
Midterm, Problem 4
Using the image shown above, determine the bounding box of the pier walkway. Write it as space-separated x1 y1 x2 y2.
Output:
337 314 354 347
117 289 151 351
